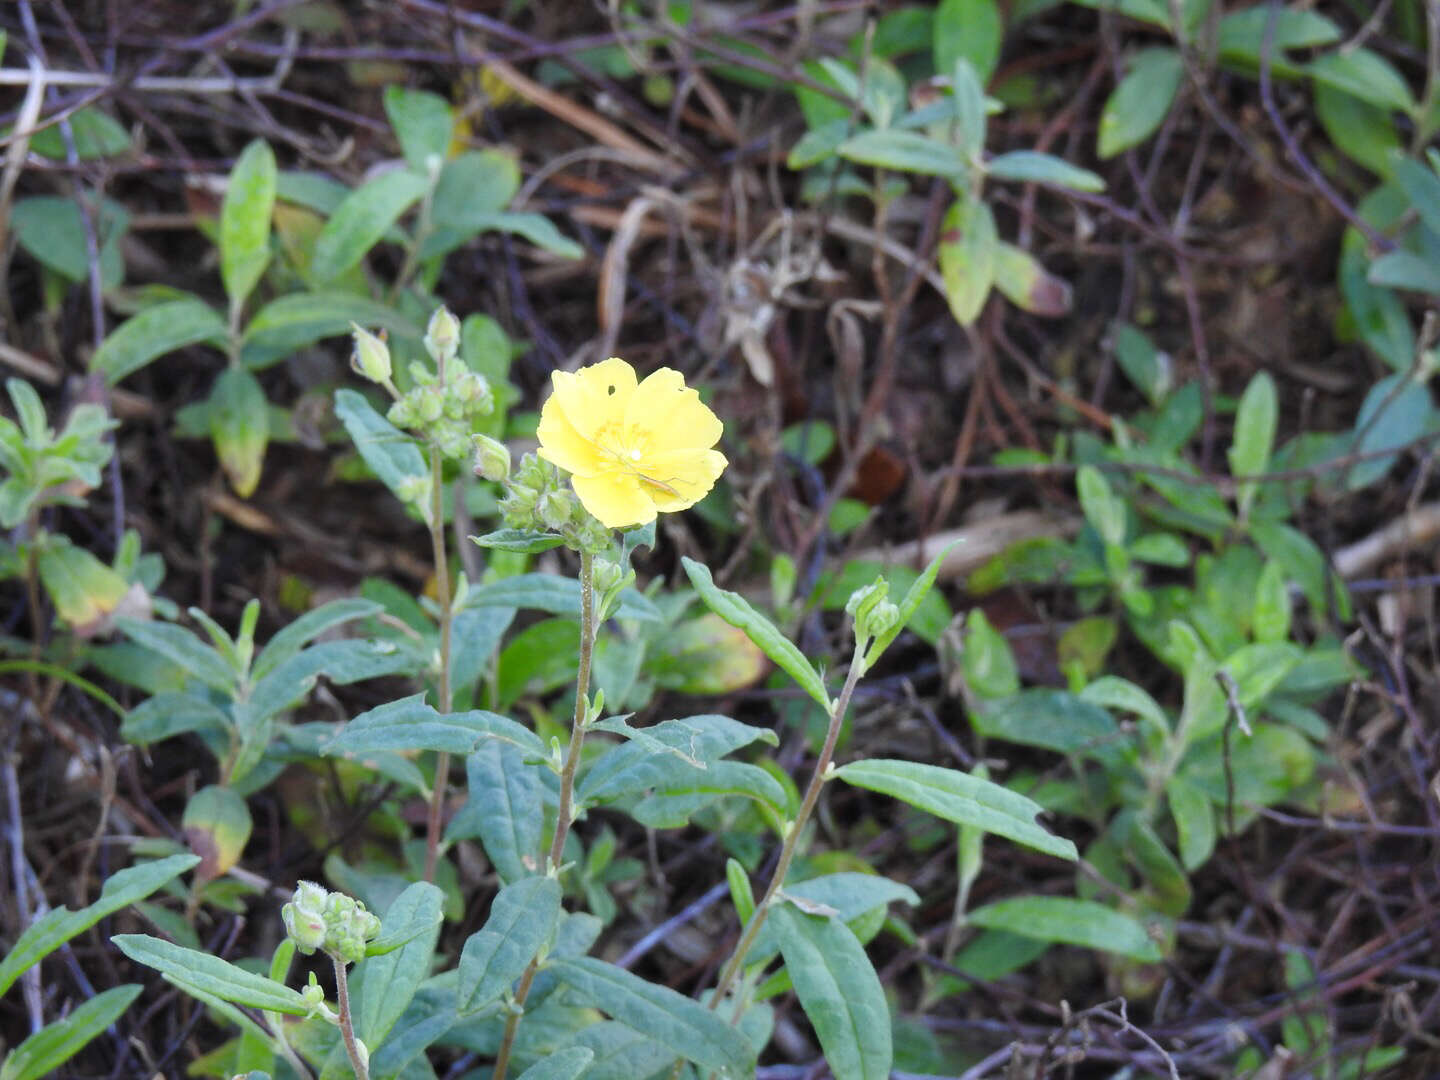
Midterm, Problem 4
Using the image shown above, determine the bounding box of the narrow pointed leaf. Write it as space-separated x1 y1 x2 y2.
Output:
310 169 428 283
550 956 754 1077
834 758 1076 859
966 896 1162 961
683 558 830 710
91 299 227 385
770 904 891 1080
457 876 561 1012
351 882 444 1047
0 854 199 997
446 739 546 883
220 139 277 306
0 984 142 1080
326 693 545 757
113 934 311 1013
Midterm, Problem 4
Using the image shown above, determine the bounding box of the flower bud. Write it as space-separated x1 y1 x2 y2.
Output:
846 578 898 645
472 435 511 482
866 599 901 639
416 386 444 424
424 306 461 365
591 557 623 595
282 881 330 954
395 473 432 509
349 324 392 384
538 490 574 532
386 396 415 428
301 975 326 1010
845 579 889 622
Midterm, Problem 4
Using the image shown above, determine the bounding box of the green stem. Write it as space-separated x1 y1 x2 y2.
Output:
0 660 124 717
422 446 454 885
389 164 440 303
491 549 597 1080
332 956 369 1080
709 639 867 1012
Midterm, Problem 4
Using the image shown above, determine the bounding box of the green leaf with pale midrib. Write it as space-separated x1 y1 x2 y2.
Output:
0 854 199 997
91 300 228 385
457 876 561 1012
771 904 891 1080
325 693 545 757
550 956 754 1077
113 934 311 1013
682 558 830 711
835 758 1076 860
966 895 1163 962
0 984 142 1080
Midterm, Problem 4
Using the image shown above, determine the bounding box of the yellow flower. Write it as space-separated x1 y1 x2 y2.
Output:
536 357 727 529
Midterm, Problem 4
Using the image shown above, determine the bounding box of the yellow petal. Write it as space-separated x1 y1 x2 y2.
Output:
536 394 602 476
627 367 723 452
572 471 656 529
551 357 636 440
641 448 728 511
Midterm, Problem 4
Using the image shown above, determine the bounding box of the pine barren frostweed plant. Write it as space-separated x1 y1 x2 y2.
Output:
535 356 727 528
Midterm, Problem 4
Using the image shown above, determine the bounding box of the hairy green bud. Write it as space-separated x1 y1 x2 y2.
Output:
282 881 330 955
472 434 511 483
424 305 461 366
349 324 392 385
538 490 575 532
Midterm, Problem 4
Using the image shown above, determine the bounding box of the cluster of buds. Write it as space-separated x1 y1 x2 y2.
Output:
281 881 382 965
499 452 610 553
350 308 495 462
845 578 901 648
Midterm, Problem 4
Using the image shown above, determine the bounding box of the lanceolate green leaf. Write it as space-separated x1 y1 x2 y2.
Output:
550 956 754 1077
383 86 453 172
837 129 967 177
934 0 1002 86
514 1048 595 1080
457 876 562 1012
1308 49 1416 114
1228 370 1276 517
114 617 236 695
939 196 998 326
310 168 428 283
0 984 142 1080
365 880 446 957
834 758 1077 860
113 934 312 1014
326 693 544 758
465 573 661 623
966 896 1162 961
251 597 383 680
333 388 429 510
985 150 1104 192
682 558 830 711
471 529 567 553
770 904 891 1080
0 854 199 997
220 139 277 308
445 739 546 883
350 882 444 1047
578 714 778 806
90 299 228 385
241 292 420 371
1097 47 1184 160
209 365 269 498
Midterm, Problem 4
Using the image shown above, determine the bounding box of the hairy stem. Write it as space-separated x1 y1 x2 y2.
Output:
709 640 867 1010
491 549 597 1079
422 445 454 885
332 956 369 1080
